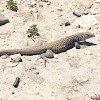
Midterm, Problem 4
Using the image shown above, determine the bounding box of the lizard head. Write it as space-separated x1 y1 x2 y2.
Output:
76 32 95 41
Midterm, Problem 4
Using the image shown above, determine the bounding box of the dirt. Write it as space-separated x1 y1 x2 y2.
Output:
0 0 100 100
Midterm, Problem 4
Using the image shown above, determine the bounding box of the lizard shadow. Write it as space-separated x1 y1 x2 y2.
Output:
78 41 97 46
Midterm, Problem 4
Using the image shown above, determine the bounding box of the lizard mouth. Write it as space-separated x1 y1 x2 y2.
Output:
87 33 95 38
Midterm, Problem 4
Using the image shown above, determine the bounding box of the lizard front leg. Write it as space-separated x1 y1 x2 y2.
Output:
75 42 81 49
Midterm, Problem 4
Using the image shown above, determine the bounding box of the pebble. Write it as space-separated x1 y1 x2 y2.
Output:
10 54 22 62
77 0 93 8
27 0 36 7
95 0 100 3
41 0 49 2
78 4 86 10
35 72 39 75
0 14 9 26
6 62 18 67
57 8 63 11
84 50 92 55
72 15 98 29
47 1 51 5
1 55 8 59
65 21 71 26
73 10 88 17
73 11 82 17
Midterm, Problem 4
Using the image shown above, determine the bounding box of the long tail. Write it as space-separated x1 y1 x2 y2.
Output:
0 46 47 56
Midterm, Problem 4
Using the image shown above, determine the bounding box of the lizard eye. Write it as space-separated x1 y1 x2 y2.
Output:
82 35 84 39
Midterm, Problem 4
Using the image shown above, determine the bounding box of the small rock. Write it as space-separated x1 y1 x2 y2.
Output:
65 21 71 26
77 0 93 8
73 11 82 17
95 0 100 3
78 4 86 10
39 4 43 7
84 50 92 55
10 54 22 62
1 55 8 59
72 15 98 29
59 23 64 26
13 77 20 88
12 92 14 95
57 8 62 11
35 72 39 75
27 0 36 7
6 62 18 67
32 67 37 70
73 10 88 17
41 0 49 2
0 14 9 26
47 1 51 5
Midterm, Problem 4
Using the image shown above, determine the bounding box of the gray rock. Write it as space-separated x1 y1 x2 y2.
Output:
41 0 49 2
27 0 36 7
65 20 71 26
47 1 51 5
77 0 93 8
72 15 98 29
95 0 100 3
10 54 22 62
73 11 82 17
0 14 9 26
78 4 86 10
1 55 8 59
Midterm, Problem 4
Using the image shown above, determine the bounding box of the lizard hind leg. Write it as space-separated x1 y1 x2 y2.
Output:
40 49 54 59
40 50 54 67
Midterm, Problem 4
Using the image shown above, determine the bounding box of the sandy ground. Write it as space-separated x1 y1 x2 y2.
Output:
0 0 100 100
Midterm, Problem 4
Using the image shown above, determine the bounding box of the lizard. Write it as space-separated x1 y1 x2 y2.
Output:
0 32 95 58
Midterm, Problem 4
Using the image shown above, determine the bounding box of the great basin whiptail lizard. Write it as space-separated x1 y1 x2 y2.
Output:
0 32 95 58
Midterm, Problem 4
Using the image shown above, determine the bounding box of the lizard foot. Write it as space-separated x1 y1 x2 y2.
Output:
40 50 54 67
40 49 54 58
75 42 81 49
